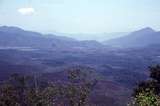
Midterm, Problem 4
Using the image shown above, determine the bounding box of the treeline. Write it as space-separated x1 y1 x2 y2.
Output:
1 65 160 106
0 68 97 106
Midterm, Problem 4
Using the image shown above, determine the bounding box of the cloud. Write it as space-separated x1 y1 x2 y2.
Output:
18 7 35 16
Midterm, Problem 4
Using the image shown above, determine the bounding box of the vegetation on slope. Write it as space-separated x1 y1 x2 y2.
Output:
129 65 160 106
0 68 97 106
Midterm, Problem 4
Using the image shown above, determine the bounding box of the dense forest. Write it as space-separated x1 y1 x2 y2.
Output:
0 65 160 106
0 68 97 106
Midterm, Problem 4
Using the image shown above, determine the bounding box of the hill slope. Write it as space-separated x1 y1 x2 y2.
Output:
0 26 103 49
104 27 160 48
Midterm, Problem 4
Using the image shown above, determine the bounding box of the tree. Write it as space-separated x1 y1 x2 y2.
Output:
0 68 97 106
0 74 56 106
133 65 160 96
58 68 97 106
0 84 20 106
150 65 160 83
129 90 160 106
130 65 160 106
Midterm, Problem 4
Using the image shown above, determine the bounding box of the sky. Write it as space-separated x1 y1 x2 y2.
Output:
0 0 160 34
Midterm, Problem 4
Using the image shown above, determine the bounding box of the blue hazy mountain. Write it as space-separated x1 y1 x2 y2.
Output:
0 26 160 106
104 27 160 48
0 26 103 49
52 32 128 42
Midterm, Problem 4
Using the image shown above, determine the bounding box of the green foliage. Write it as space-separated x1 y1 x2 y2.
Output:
0 68 96 106
133 80 159 97
60 68 95 106
129 90 160 106
0 74 55 106
130 65 160 106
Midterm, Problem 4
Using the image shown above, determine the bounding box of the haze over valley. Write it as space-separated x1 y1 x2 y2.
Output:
0 26 160 105
0 0 160 105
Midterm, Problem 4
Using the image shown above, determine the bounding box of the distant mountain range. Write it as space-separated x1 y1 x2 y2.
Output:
0 26 102 49
52 32 128 41
0 26 160 106
104 27 160 48
0 26 160 49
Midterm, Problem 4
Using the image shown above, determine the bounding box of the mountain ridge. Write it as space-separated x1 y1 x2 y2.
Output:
0 26 103 49
104 27 160 48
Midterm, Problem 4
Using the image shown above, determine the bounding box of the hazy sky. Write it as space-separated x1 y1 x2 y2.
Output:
0 0 160 33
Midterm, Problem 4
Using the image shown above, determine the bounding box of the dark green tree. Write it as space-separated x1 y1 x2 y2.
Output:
59 68 97 106
133 65 160 96
130 65 160 106
0 68 97 106
0 74 56 106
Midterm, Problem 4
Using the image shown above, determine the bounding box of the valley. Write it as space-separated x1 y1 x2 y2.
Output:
0 26 160 105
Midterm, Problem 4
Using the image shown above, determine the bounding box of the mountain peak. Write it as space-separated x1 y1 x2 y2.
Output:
141 27 155 31
133 27 155 34
0 26 24 33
